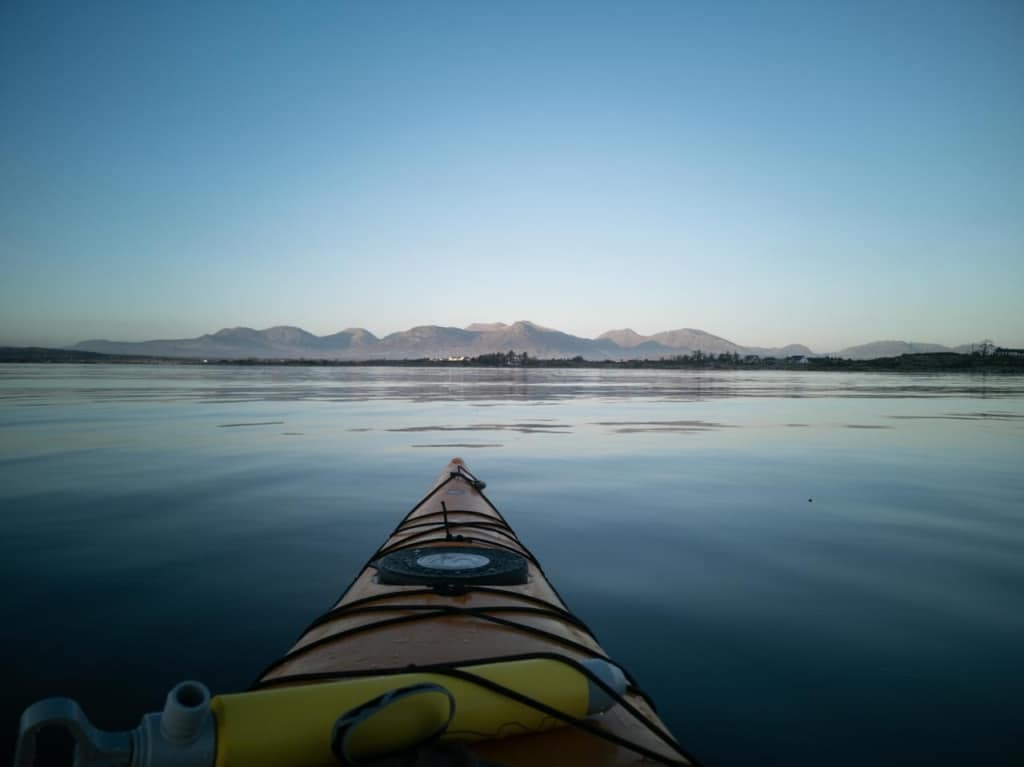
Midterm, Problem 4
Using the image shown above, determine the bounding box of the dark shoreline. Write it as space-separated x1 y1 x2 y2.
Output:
2 347 1023 372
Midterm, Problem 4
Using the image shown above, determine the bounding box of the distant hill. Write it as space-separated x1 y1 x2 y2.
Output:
375 325 478 358
746 343 816 358
319 328 380 350
598 329 649 348
0 346 159 363
69 324 990 361
648 328 738 353
597 327 810 358
836 340 953 360
72 325 380 360
470 321 613 358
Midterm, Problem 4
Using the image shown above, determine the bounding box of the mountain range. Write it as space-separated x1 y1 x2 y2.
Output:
70 322 983 361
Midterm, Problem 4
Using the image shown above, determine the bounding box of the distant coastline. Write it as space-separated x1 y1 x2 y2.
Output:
65 322 995 362
3 346 1023 372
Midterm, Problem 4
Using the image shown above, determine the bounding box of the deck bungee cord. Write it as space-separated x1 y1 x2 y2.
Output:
15 459 704 767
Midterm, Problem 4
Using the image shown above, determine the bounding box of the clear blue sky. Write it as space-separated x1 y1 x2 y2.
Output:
2 0 1021 351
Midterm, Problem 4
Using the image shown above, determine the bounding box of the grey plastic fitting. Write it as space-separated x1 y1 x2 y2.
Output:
581 658 628 715
13 681 216 767
160 681 211 743
134 681 216 767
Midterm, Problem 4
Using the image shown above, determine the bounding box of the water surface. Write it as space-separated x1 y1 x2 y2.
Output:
2 365 1022 765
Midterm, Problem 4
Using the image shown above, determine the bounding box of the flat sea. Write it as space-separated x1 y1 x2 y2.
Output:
2 364 1022 765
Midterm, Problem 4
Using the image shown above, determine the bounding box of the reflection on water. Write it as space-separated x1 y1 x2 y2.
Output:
3 365 1024 406
217 420 285 428
593 419 731 433
389 423 572 434
889 411 1024 420
411 443 505 449
1 364 1023 766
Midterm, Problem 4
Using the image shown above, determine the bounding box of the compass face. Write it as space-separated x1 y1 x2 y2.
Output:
377 546 526 586
416 552 491 570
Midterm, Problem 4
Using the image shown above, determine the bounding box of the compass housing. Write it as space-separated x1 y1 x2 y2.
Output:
375 546 529 586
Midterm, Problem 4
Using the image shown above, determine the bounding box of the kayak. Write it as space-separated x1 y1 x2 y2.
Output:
15 459 700 767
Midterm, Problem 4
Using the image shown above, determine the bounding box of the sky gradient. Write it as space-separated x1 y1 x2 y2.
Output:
2 1 1022 352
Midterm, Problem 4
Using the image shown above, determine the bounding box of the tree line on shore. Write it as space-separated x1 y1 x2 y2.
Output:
435 349 1022 371
199 348 1024 371
3 346 1023 371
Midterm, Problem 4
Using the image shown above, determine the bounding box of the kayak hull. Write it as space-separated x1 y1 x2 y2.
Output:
257 459 691 766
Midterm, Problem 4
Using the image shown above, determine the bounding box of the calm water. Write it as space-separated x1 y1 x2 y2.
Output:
2 364 1023 765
